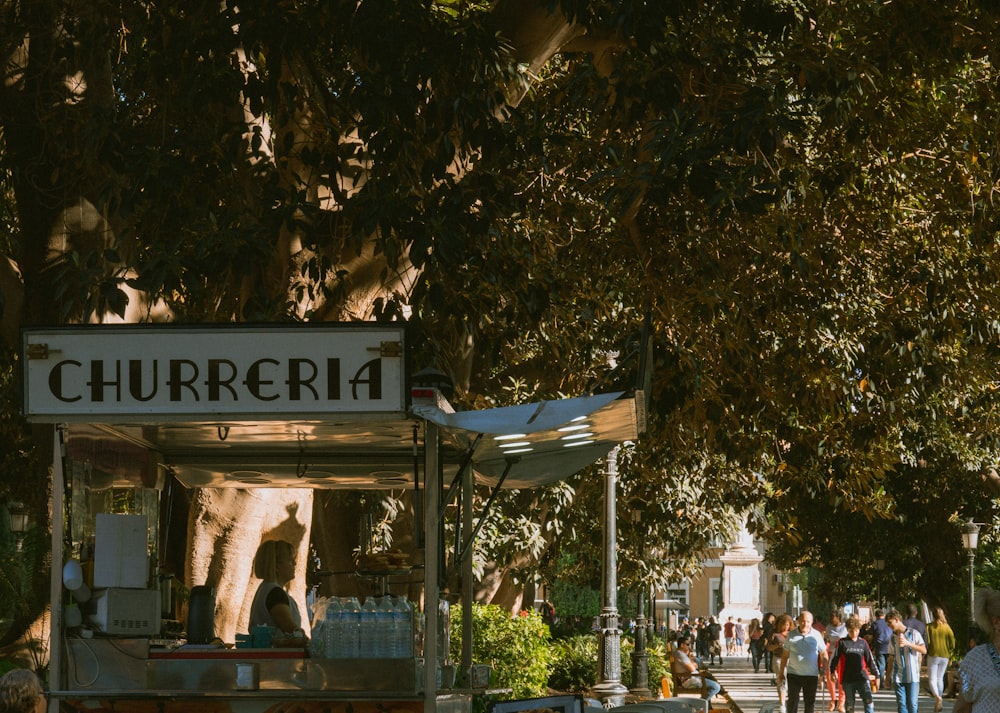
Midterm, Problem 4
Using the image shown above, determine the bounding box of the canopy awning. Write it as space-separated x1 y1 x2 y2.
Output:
62 390 641 491
413 391 642 488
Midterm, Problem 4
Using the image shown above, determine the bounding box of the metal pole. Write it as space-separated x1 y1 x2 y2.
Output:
424 422 439 713
969 549 976 630
49 426 66 712
593 447 627 704
461 456 474 686
630 588 650 696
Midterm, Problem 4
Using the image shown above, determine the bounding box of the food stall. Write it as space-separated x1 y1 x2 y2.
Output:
21 324 644 713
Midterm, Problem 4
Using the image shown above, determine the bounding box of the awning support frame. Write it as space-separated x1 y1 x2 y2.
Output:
456 456 517 567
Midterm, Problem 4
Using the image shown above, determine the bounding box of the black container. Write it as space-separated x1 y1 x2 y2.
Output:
187 585 216 644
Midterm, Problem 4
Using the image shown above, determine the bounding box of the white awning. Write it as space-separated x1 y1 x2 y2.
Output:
413 391 641 488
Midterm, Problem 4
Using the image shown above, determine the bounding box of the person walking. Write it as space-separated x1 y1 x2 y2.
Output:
830 615 879 713
707 615 723 665
884 608 927 713
954 588 1000 713
824 608 848 712
871 608 893 688
735 617 746 657
749 617 765 673
725 616 736 656
902 603 926 639
925 606 955 712
763 612 777 673
778 610 829 713
696 618 710 662
769 614 794 713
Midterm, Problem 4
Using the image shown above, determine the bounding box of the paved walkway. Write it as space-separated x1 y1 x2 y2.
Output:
705 653 955 713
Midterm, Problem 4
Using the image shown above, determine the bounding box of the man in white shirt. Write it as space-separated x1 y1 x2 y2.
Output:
778 610 829 713
884 609 927 713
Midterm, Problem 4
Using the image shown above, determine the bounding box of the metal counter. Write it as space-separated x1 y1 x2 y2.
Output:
58 638 471 713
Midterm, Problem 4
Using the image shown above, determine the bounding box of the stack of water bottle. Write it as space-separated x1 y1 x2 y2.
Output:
314 595 414 659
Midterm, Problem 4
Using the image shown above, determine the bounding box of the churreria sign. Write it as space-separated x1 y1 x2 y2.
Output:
22 325 406 421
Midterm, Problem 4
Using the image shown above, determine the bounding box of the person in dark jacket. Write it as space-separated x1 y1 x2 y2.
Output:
707 616 724 665
902 603 926 639
830 615 880 713
871 609 893 688
762 612 777 673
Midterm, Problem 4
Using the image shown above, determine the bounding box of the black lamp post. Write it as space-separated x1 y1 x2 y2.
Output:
8 502 29 552
962 519 981 629
593 447 628 704
629 499 649 697
873 558 885 607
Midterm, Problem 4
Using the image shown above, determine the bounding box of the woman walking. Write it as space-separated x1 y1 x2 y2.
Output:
749 617 764 673
925 606 955 712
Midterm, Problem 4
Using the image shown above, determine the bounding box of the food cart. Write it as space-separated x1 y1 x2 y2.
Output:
21 324 644 713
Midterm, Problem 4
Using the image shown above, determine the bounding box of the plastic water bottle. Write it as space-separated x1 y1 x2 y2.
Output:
342 596 361 658
392 596 413 658
310 615 326 658
324 597 342 658
375 596 393 657
360 597 378 657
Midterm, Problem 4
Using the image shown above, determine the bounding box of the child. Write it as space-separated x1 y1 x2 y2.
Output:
830 615 879 713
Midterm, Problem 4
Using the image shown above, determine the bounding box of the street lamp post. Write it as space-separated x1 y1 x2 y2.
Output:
7 502 30 552
962 519 981 630
593 448 628 705
629 499 649 698
874 559 885 607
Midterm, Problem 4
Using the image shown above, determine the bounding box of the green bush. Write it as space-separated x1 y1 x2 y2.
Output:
450 604 553 698
548 635 598 692
620 637 670 691
547 632 671 693
447 605 669 698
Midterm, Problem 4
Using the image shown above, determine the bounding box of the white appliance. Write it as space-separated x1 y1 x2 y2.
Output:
94 514 149 589
89 588 160 635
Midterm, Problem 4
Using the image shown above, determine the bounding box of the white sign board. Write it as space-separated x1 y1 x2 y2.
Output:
22 325 405 421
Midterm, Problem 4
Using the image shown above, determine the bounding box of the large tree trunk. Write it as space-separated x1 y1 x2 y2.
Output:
186 488 313 641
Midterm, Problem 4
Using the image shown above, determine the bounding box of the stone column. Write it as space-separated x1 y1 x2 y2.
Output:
717 524 764 628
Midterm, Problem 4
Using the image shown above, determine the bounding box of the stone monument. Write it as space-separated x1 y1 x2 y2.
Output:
717 524 764 628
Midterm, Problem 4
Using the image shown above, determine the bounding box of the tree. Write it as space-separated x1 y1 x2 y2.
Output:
3 0 1000 657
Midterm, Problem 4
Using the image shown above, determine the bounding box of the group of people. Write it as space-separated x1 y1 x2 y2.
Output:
724 615 747 656
670 593 1000 713
747 593 1000 713
676 615 726 666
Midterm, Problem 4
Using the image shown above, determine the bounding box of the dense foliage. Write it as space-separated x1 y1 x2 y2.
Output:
547 634 670 694
2 0 1000 647
450 604 554 698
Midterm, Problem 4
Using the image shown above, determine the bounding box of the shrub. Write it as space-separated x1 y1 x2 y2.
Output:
620 637 670 691
548 635 598 692
548 632 671 693
450 604 553 698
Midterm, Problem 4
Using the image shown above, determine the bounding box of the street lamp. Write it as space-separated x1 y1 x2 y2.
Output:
873 558 885 607
7 502 29 552
593 447 628 705
629 498 649 698
962 519 981 629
